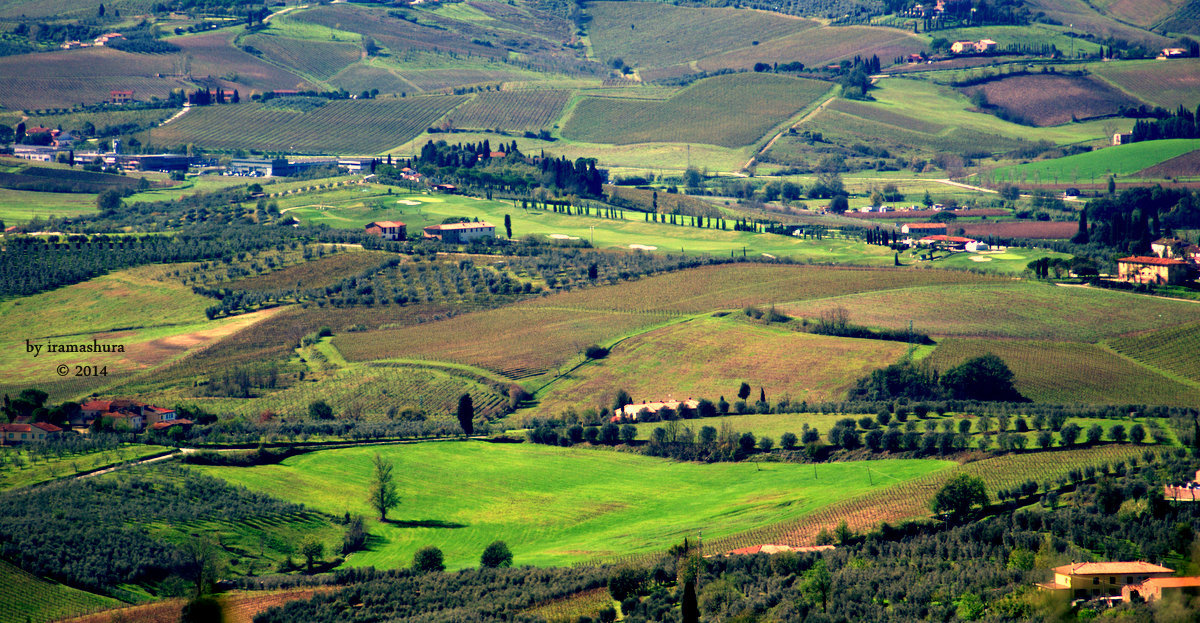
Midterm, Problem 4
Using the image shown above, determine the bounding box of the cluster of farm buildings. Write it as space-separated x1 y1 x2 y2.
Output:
1037 561 1200 605
1117 238 1200 285
1 399 190 445
365 220 496 244
900 223 993 251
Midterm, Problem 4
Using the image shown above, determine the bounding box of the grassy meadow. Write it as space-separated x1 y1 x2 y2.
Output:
988 139 1200 183
0 560 120 623
196 442 954 569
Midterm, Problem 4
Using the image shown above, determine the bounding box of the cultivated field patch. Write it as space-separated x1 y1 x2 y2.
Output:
561 73 831 147
449 90 570 132
960 73 1140 127
1093 59 1200 110
694 26 923 73
926 338 1200 405
780 281 1200 342
242 34 363 81
586 1 813 69
0 559 119 623
151 96 466 154
533 316 909 417
1110 320 1200 386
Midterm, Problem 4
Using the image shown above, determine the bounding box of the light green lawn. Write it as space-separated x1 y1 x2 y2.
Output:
196 441 953 569
0 188 98 224
0 444 171 491
988 139 1200 183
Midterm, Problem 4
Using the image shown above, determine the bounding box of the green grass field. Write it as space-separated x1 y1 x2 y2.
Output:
988 139 1200 183
0 264 279 401
561 74 832 148
0 187 99 224
0 559 120 623
196 442 953 569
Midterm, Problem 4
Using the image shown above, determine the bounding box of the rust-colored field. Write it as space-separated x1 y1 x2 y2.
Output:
958 220 1079 239
222 250 394 292
960 74 1139 127
0 48 186 109
1136 149 1200 179
57 589 330 623
171 32 310 92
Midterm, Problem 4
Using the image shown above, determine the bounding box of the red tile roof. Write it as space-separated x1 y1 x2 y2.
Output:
1054 562 1174 576
1119 256 1189 267
920 235 976 243
368 221 406 228
31 422 62 433
80 400 114 412
905 223 947 229
1140 577 1200 589
150 418 193 430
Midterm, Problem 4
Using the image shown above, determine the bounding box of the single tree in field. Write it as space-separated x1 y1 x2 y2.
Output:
300 537 324 573
940 354 1023 401
1109 424 1126 443
737 382 751 401
457 393 474 435
412 546 444 573
480 540 513 568
309 400 333 420
1086 424 1104 444
368 452 399 522
931 473 987 520
1129 423 1146 444
503 213 512 238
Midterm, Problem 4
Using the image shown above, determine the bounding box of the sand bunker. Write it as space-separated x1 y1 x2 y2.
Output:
396 199 422 205
548 234 580 240
630 244 658 250
969 256 993 262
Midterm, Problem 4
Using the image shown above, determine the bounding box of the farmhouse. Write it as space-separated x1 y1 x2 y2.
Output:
0 422 62 445
1159 47 1189 59
1113 132 1134 145
1038 562 1175 599
366 220 406 241
423 221 495 244
1123 577 1200 603
1150 237 1199 261
110 90 134 104
901 223 948 236
79 399 177 431
950 40 976 53
1116 256 1193 285
612 398 701 422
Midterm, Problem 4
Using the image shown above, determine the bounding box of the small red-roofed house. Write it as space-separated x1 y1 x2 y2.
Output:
0 422 62 444
1117 256 1193 285
365 221 406 241
423 221 495 243
1038 562 1175 600
901 223 948 236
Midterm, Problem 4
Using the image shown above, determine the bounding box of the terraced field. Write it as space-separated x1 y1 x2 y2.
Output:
1092 58 1200 110
0 560 118 623
0 47 186 109
242 34 363 81
532 316 910 417
781 282 1200 342
562 73 831 147
180 363 509 421
586 1 813 69
694 26 924 72
1110 321 1200 385
926 337 1200 405
151 96 466 154
450 90 570 131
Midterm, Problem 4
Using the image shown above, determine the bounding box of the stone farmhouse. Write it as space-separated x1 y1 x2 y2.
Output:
423 221 495 244
365 221 406 241
1038 562 1175 600
611 398 701 422
0 422 62 445
1116 256 1193 285
78 399 187 432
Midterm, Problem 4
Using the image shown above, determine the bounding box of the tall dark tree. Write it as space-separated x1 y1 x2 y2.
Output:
1071 207 1089 244
940 354 1024 402
503 213 512 238
457 393 474 435
737 382 751 401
